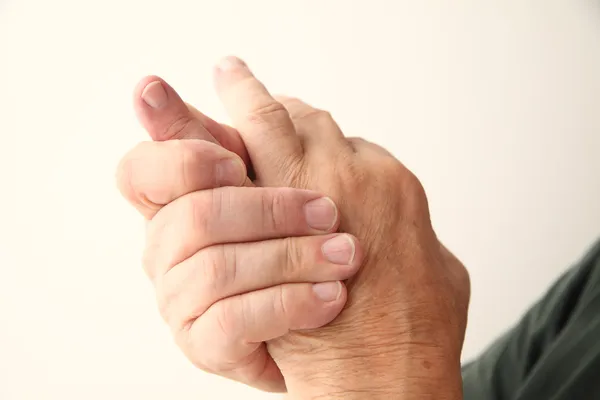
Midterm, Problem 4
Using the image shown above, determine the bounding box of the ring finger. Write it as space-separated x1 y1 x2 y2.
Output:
143 186 340 281
155 233 362 329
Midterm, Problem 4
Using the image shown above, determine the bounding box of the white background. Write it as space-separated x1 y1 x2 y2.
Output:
1 0 599 399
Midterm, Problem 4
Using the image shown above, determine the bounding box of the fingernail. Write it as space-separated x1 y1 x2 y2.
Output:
141 81 168 109
322 234 356 265
303 197 338 231
312 281 342 302
216 158 246 186
218 56 248 72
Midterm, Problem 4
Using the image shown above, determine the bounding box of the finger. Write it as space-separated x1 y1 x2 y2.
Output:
116 140 247 219
155 233 362 328
185 103 251 166
143 187 339 281
133 76 219 143
213 56 303 185
178 281 346 390
274 95 346 146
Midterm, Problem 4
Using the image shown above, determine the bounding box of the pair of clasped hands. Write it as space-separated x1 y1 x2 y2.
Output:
116 56 470 399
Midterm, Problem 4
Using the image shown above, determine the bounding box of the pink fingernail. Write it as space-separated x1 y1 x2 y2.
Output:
141 81 168 109
312 282 342 302
322 234 356 265
216 158 246 186
303 197 338 231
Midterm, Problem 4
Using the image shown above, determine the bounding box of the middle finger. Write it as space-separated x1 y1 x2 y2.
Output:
143 186 340 281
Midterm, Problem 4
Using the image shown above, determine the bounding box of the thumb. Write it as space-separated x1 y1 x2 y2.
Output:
133 75 250 166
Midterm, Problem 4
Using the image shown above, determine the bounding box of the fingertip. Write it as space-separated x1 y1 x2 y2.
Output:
213 56 254 91
216 55 248 72
133 75 167 108
132 76 183 132
313 281 347 327
342 234 364 269
216 154 248 187
320 233 365 272
132 76 219 142
312 281 344 303
303 196 340 233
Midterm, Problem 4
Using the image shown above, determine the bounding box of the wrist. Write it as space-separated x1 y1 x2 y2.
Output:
270 271 467 400
277 343 463 400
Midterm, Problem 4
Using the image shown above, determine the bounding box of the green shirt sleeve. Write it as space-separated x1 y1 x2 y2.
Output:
462 239 600 400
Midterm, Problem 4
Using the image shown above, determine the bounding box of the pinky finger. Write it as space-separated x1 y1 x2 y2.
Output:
175 281 346 391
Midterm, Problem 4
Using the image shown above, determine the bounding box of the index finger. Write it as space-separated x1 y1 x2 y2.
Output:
213 57 304 186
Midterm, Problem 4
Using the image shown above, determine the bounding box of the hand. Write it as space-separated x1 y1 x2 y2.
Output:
207 57 471 399
120 57 470 399
116 77 365 392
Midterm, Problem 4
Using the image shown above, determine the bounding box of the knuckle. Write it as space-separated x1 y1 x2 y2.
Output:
306 108 333 123
280 237 303 280
246 101 289 128
174 141 191 190
382 156 420 188
274 285 290 322
199 246 232 296
378 156 404 179
402 169 428 205
186 192 212 235
379 158 429 215
261 189 289 232
209 188 227 218
162 115 194 140
278 96 332 121
345 136 368 153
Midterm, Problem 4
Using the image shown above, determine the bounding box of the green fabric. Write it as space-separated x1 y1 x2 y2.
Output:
462 239 600 399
